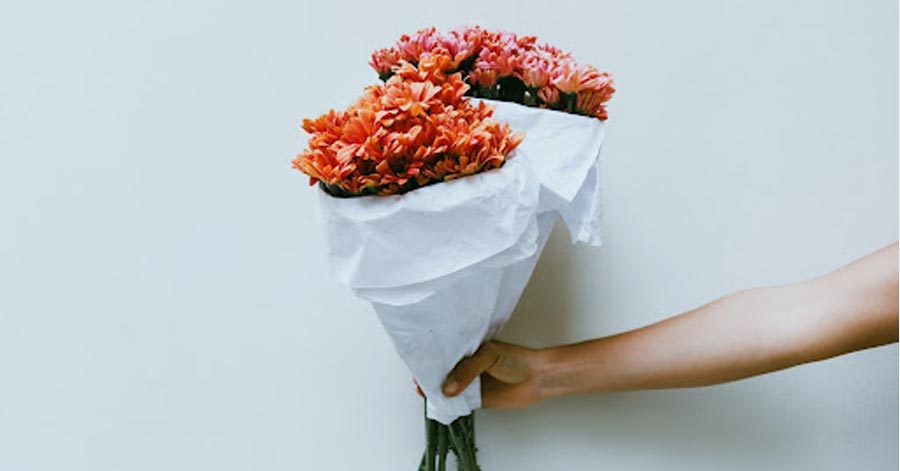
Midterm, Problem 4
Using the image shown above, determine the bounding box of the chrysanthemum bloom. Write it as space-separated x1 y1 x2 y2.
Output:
537 85 561 108
550 62 582 95
369 26 614 121
471 68 500 89
576 88 614 120
370 47 402 80
518 54 551 89
442 28 482 69
396 27 443 63
536 43 573 61
571 68 615 118
293 58 523 196
475 47 519 78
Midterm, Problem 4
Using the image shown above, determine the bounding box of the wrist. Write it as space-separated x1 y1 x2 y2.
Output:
531 344 582 402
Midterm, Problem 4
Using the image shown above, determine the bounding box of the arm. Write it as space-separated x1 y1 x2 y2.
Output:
441 243 899 409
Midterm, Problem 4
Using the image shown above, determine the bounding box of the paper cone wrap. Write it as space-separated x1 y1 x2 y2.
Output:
317 100 605 423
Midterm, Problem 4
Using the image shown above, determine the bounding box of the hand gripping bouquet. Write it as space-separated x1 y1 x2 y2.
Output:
294 27 613 470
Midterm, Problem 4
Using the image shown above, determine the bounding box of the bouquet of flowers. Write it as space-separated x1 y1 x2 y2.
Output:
294 27 613 470
294 55 523 197
370 26 614 119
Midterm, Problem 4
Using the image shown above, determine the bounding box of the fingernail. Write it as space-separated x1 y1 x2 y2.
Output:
443 380 458 395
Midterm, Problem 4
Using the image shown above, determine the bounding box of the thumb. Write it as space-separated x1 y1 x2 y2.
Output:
443 342 502 397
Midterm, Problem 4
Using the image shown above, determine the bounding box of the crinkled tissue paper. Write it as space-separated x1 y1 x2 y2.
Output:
316 99 606 424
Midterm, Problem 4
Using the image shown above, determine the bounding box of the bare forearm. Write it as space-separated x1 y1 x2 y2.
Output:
536 244 899 400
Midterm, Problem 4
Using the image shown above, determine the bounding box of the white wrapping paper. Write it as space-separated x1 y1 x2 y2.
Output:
317 99 606 424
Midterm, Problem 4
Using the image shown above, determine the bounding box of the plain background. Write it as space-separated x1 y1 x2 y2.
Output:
0 0 897 470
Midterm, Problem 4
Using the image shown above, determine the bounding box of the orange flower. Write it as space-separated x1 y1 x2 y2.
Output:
552 63 613 96
537 86 560 107
518 53 551 88
471 68 500 88
370 47 402 78
576 89 614 120
293 59 523 197
369 26 614 121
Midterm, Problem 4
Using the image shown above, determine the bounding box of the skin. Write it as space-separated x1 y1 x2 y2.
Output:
433 242 899 409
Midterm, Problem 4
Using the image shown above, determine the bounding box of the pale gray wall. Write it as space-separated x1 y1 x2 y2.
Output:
0 0 896 470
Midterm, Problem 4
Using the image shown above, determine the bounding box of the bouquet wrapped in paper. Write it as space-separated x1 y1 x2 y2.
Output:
294 27 613 470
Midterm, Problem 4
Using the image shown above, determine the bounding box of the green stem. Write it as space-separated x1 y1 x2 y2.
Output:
466 414 480 471
565 93 576 113
465 419 479 470
425 403 437 471
437 424 448 471
421 401 480 470
448 419 479 471
446 423 467 470
524 88 538 107
469 414 476 449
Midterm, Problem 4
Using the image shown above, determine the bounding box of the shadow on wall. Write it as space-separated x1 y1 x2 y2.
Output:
492 222 801 463
498 221 580 348
478 387 801 464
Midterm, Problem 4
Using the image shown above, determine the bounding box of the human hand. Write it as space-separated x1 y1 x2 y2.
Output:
439 340 551 409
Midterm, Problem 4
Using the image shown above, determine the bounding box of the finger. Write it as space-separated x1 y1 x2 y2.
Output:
413 378 424 398
443 342 501 397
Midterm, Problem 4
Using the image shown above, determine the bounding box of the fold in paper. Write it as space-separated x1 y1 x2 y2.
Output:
317 100 605 424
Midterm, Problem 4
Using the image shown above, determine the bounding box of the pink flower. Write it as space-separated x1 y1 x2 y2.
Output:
476 29 529 77
370 47 402 76
476 46 519 77
576 86 615 120
516 34 538 51
396 27 443 63
517 53 551 88
550 62 582 94
471 68 500 88
537 86 560 106
552 63 612 95
578 68 614 92
537 43 572 61
443 27 483 68
368 26 615 121
451 25 488 48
